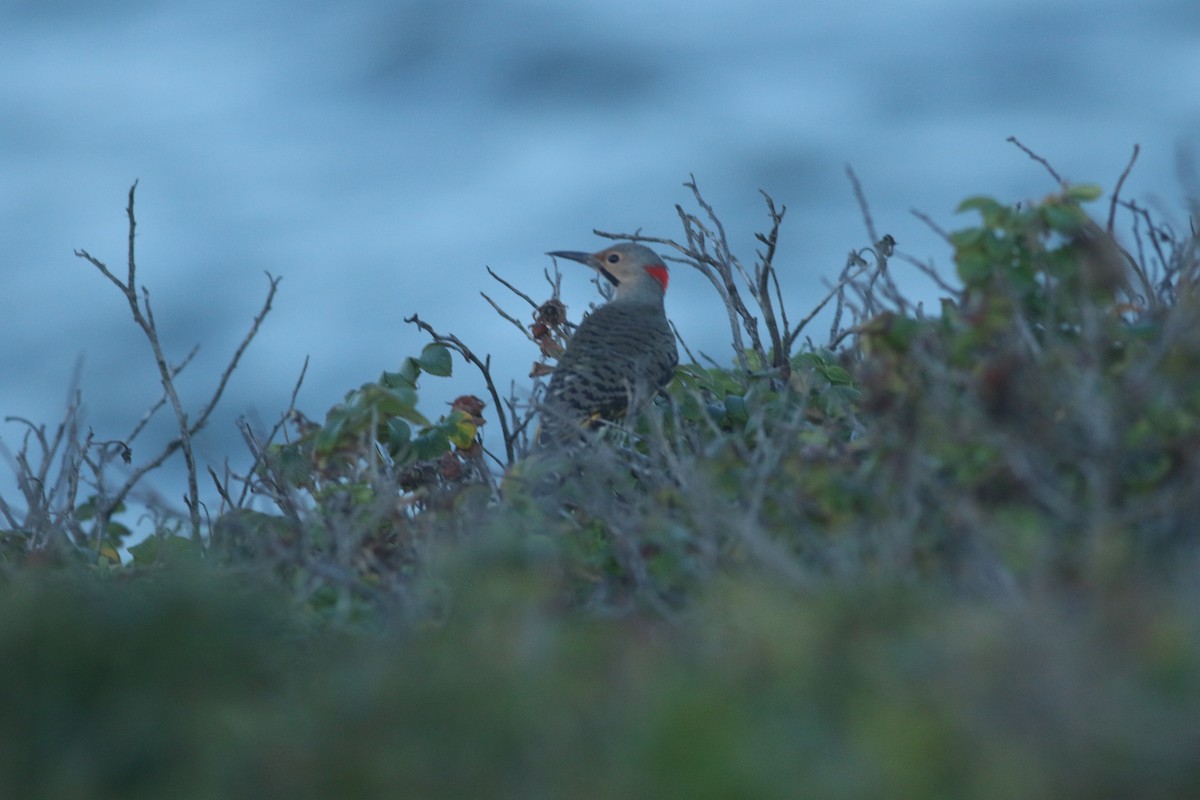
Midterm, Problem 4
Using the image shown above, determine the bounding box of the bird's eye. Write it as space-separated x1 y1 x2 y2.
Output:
607 252 621 263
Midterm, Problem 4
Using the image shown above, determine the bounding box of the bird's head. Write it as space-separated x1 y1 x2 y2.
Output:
547 242 669 303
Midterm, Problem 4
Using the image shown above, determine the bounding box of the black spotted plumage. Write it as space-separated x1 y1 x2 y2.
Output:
535 242 678 447
540 301 678 442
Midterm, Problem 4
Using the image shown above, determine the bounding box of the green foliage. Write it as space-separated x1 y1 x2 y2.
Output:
194 342 489 621
71 495 132 565
2 566 1199 799
261 342 483 489
950 184 1117 332
6 170 1200 797
854 184 1200 583
127 531 203 565
661 348 858 438
297 343 469 470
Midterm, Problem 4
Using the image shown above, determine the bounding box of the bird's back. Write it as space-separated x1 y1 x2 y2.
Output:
540 301 678 443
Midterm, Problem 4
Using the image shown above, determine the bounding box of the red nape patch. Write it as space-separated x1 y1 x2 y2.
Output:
644 264 669 292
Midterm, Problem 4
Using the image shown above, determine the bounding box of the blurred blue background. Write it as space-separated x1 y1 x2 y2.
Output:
3 0 1198 514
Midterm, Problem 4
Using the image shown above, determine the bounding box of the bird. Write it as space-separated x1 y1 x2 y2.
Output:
537 242 679 447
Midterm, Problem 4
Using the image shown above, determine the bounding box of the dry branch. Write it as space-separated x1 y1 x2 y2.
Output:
405 314 516 466
72 182 280 542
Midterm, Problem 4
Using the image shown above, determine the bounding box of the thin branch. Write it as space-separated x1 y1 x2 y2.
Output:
669 319 699 366
486 265 539 310
597 180 772 372
234 356 310 508
758 191 792 355
910 208 953 243
1108 143 1140 234
542 264 564 299
685 176 768 363
191 271 281 436
45 393 85 517
896 253 960 295
208 465 235 508
828 320 869 350
127 343 200 444
1120 199 1172 281
1007 135 1063 185
286 357 310 426
787 257 873 353
846 165 879 245
754 190 787 368
75 189 280 539
480 292 532 339
405 314 515 465
140 285 201 539
697 350 725 372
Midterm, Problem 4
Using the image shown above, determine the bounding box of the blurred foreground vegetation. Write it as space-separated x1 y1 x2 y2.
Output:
3 161 1200 798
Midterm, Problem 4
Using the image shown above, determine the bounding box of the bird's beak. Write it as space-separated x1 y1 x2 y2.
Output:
546 250 593 266
548 249 620 286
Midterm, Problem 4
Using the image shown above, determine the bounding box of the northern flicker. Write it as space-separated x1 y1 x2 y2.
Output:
537 242 678 446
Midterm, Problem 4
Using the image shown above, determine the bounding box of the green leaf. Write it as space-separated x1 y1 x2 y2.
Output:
381 370 411 390
878 315 925 353
387 418 412 449
676 392 705 422
1042 203 1088 234
75 496 125 522
821 365 852 385
271 442 313 485
75 498 96 521
956 196 1011 227
385 358 422 389
413 430 451 461
105 522 132 545
1043 246 1080 279
443 411 478 449
128 534 202 565
954 249 993 286
97 542 121 565
313 409 351 453
956 196 1003 217
723 395 749 426
1065 183 1103 202
375 385 419 414
949 227 986 248
419 343 453 377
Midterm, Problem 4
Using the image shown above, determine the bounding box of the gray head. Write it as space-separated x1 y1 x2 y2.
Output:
547 242 669 304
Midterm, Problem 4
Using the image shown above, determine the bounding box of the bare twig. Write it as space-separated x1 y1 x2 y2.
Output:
1108 143 1140 234
846 165 879 245
127 344 200 445
194 271 281 435
285 357 310 432
74 184 280 542
405 314 515 465
597 177 771 372
480 292 532 339
486 265 539 310
231 356 310 509
669 319 699 366
897 253 960 295
208 465 235 508
753 190 788 373
139 285 202 538
1120 199 1172 286
1007 135 1064 185
911 208 953 243
788 256 873 353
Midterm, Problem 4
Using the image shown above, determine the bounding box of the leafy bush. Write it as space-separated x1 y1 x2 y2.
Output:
2 566 1199 799
2 143 1199 796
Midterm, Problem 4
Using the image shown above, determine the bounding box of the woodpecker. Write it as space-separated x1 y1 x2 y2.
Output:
537 242 678 446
